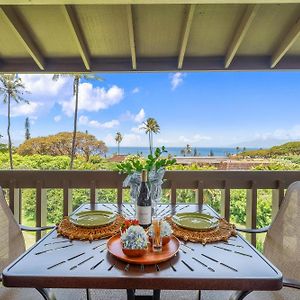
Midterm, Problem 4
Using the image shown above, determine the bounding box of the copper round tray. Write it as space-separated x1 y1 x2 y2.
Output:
107 235 180 265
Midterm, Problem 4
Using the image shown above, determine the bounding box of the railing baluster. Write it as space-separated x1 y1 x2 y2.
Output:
221 180 230 221
117 183 123 205
9 179 21 223
195 180 204 206
246 181 257 246
170 181 177 205
272 180 285 220
63 181 72 217
36 180 47 241
2 170 300 250
18 190 22 224
90 180 96 208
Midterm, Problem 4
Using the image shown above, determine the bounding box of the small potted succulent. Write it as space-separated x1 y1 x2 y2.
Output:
148 220 173 245
121 224 148 257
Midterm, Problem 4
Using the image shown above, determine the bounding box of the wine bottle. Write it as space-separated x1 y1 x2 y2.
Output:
136 169 152 228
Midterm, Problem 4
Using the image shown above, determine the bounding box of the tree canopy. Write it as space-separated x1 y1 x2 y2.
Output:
239 141 300 158
17 132 108 161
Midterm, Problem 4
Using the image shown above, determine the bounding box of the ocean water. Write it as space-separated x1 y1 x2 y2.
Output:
106 147 253 157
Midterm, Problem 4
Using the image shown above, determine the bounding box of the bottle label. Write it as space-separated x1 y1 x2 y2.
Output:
137 206 152 225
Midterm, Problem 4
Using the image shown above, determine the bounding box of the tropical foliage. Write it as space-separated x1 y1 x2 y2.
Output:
17 132 108 161
115 132 123 155
142 118 160 155
117 147 176 174
0 74 28 169
239 141 300 158
25 117 31 140
0 151 277 244
52 74 103 169
180 144 192 156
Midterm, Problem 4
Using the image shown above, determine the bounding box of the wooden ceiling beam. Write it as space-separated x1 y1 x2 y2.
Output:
225 4 259 68
3 55 300 73
0 6 45 70
126 5 136 70
62 5 91 70
1 1 300 5
271 17 300 68
178 4 196 69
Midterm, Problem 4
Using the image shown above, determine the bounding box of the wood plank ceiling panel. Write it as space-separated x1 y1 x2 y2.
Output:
186 4 245 56
237 4 300 55
0 8 31 57
134 4 185 57
77 5 130 57
16 5 79 58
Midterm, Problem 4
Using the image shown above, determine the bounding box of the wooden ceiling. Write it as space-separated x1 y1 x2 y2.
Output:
1 0 300 72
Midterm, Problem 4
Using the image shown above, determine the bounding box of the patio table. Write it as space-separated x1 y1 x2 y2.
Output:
2 203 282 300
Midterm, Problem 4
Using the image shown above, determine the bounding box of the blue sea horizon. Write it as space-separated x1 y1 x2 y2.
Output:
106 146 256 157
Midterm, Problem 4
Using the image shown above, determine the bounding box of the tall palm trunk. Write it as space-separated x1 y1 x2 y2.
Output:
148 132 152 155
7 93 13 169
70 77 79 169
117 142 120 155
150 132 153 155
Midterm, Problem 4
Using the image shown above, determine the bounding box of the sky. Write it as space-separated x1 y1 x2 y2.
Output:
1 71 300 148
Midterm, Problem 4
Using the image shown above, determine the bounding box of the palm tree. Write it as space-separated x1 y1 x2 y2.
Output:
115 132 123 155
186 144 192 156
53 74 103 169
142 117 160 155
0 74 28 169
25 117 30 140
236 146 240 155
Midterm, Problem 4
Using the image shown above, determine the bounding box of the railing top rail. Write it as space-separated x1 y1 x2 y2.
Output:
0 170 300 189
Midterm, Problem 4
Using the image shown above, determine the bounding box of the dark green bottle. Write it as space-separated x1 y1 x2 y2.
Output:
136 170 152 228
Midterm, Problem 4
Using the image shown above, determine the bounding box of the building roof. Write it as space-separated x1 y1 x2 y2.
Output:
1 0 300 72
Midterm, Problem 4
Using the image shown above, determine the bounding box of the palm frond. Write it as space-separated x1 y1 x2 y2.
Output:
83 74 104 82
0 74 29 104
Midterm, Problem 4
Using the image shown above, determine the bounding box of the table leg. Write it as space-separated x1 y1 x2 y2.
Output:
198 290 201 300
153 289 160 300
86 288 91 300
230 291 252 300
127 289 136 300
36 288 56 300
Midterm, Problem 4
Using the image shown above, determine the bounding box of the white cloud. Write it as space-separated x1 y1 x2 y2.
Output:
79 115 119 129
4 74 72 118
179 134 212 144
157 138 170 144
170 72 185 90
61 84 124 117
122 134 142 146
54 115 61 122
253 125 300 141
0 75 71 118
103 133 143 146
134 109 145 123
131 124 144 134
10 102 43 117
20 74 68 96
132 87 140 94
122 109 146 123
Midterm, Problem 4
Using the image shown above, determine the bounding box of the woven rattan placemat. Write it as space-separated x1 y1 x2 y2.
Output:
57 214 125 241
165 216 237 244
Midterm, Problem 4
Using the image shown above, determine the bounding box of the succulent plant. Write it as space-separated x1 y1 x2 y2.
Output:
121 225 148 250
148 220 172 237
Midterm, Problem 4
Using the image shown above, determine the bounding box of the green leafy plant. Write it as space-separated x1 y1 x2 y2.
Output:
116 146 176 174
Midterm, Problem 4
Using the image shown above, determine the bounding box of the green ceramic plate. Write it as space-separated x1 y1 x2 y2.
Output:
172 212 219 231
69 210 116 228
